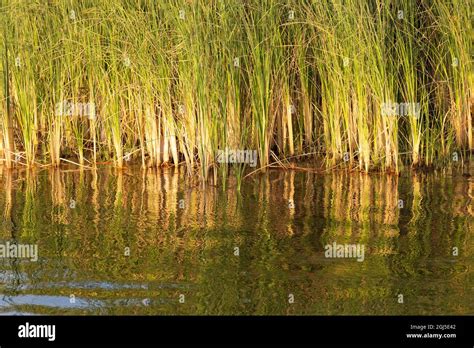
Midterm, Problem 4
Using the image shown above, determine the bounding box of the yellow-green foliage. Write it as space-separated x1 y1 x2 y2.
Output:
0 0 472 176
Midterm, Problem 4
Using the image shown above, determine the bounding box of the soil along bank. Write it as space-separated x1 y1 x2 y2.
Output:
0 0 472 177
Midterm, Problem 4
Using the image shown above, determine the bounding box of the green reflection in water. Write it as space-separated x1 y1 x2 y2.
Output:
0 166 472 315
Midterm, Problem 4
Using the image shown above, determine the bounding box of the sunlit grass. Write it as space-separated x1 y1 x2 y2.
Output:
0 0 471 177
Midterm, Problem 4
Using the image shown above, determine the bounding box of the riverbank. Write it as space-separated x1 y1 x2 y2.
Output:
1 0 472 176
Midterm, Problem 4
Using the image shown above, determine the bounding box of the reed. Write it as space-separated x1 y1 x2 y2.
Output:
0 0 471 178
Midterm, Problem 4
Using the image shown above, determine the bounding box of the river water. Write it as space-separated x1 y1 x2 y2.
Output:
0 166 472 315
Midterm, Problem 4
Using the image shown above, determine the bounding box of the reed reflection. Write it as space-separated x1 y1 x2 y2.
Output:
0 167 471 314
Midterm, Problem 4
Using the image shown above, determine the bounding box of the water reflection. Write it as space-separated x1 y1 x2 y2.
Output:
0 166 472 315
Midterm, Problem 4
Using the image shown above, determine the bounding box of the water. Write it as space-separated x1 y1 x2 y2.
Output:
0 166 472 315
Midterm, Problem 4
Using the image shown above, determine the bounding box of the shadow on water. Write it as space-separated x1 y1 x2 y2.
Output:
0 165 472 315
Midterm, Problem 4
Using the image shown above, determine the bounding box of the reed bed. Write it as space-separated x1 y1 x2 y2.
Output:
0 0 472 177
